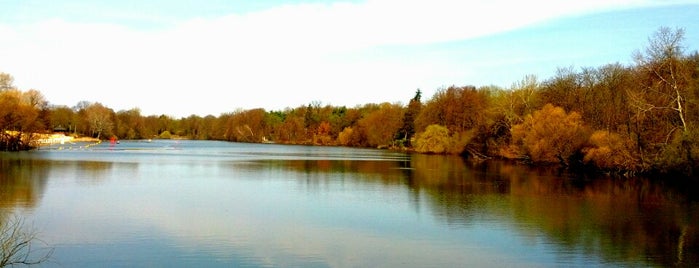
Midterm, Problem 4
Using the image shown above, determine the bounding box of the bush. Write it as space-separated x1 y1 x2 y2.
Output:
159 130 172 139
413 124 450 153
654 128 699 175
511 104 589 165
413 124 474 154
583 131 640 172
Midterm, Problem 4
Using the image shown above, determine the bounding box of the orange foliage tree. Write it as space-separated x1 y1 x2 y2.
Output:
357 102 404 148
314 121 333 145
583 131 641 172
220 108 267 142
511 104 589 165
415 86 488 133
0 75 47 150
415 86 489 155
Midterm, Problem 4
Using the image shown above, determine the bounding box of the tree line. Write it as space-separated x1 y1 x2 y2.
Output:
1 27 697 175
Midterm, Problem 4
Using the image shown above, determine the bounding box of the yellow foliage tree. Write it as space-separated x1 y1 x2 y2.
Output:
357 102 404 148
413 124 450 153
159 130 172 139
511 104 589 165
413 124 473 154
337 127 354 146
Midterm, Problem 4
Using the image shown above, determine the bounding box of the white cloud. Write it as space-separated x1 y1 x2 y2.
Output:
0 0 691 116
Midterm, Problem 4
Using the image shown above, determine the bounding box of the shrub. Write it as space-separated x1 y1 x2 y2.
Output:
413 124 474 154
654 127 699 175
583 130 640 172
159 130 172 139
511 104 589 165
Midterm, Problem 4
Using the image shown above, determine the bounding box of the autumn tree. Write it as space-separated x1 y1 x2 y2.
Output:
337 127 357 146
632 27 690 132
0 75 46 150
140 115 160 139
397 89 422 145
303 101 322 139
83 102 115 139
511 104 589 165
413 124 451 154
487 76 542 157
540 67 583 115
415 86 490 155
308 104 344 145
327 106 350 137
188 115 218 140
0 90 31 150
628 27 697 170
416 86 488 134
177 115 200 139
222 108 267 142
157 115 177 137
508 75 541 119
277 108 306 143
0 73 14 91
261 111 284 142
583 131 641 172
357 102 404 148
582 64 634 131
48 105 76 133
115 108 145 139
314 121 333 145
413 124 473 154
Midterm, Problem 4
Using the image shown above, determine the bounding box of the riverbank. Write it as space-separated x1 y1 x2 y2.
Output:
32 133 100 145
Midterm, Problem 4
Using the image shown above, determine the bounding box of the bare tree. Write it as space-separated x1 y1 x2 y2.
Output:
0 73 14 91
632 27 689 133
84 103 115 139
0 215 53 267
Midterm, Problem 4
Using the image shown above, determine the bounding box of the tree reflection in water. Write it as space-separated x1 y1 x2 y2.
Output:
0 156 54 266
276 153 698 267
407 155 699 267
0 156 49 209
1 150 697 267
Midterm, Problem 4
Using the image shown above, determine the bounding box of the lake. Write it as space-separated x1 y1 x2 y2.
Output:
0 140 697 267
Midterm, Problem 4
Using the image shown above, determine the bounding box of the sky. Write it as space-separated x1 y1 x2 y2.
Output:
1 0 698 117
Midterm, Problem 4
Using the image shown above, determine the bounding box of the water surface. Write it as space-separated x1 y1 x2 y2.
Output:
0 140 696 267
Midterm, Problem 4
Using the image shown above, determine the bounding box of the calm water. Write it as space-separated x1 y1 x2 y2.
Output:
0 140 697 267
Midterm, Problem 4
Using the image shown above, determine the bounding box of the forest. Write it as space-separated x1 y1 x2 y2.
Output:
1 27 698 176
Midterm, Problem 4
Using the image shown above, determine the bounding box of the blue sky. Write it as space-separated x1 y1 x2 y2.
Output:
1 0 697 117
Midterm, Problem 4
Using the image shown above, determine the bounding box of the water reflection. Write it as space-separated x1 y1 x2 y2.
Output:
406 155 699 267
0 154 49 209
0 143 697 267
253 153 699 267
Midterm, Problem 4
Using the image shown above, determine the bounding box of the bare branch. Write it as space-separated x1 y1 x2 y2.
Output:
0 215 53 267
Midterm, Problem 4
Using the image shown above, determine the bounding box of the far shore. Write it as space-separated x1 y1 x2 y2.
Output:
32 133 100 145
